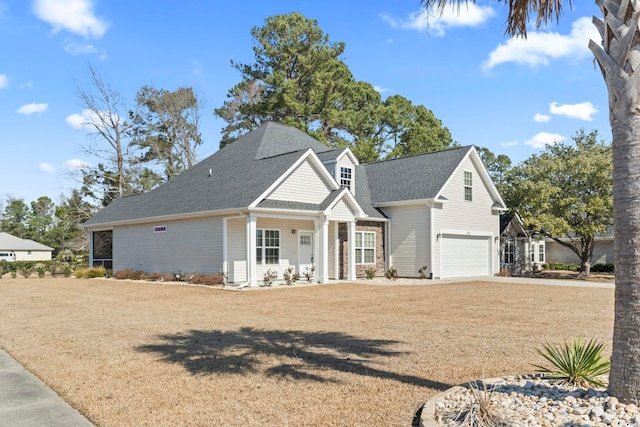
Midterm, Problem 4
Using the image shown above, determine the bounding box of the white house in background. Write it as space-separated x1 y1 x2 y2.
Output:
0 232 53 261
84 122 507 286
499 213 545 275
545 231 614 266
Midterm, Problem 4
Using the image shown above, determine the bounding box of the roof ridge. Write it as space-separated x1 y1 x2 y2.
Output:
361 145 472 166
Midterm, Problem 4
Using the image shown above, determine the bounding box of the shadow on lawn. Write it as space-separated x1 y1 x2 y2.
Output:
137 327 451 390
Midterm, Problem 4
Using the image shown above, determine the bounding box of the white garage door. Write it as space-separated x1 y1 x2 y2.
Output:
441 234 491 278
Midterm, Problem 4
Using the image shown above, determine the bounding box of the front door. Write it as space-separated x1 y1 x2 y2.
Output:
298 231 314 275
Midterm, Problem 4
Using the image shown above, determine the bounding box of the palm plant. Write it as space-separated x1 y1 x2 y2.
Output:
533 338 610 388
420 0 640 403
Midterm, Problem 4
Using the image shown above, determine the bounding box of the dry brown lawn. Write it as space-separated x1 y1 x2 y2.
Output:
0 277 613 426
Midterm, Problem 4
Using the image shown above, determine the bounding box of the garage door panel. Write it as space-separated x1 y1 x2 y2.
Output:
442 235 490 278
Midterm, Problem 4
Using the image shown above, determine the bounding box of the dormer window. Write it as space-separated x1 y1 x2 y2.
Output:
464 171 472 201
340 167 352 189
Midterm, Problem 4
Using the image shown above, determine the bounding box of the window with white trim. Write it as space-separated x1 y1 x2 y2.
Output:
538 243 545 262
256 229 280 265
464 171 473 201
503 241 515 264
340 167 352 189
355 231 375 264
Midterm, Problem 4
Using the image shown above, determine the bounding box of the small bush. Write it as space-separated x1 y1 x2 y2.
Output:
75 266 108 279
262 269 277 287
303 265 315 284
365 266 377 280
145 272 162 281
63 265 72 278
543 262 579 272
418 265 429 279
36 266 46 278
283 267 298 286
591 263 614 273
160 272 177 282
113 269 145 280
533 337 610 388
47 261 59 277
385 267 398 281
496 269 512 277
18 262 35 278
450 380 505 427
189 272 226 286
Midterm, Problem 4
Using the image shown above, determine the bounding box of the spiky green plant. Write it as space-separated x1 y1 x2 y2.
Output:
533 338 610 388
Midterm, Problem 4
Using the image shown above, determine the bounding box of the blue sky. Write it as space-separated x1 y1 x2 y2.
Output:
0 0 608 205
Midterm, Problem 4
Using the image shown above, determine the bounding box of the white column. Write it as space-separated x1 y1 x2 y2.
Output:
333 223 339 280
246 215 257 287
222 218 228 279
347 221 356 281
88 231 94 267
316 216 329 283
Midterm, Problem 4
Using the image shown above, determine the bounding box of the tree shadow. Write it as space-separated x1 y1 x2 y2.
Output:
136 327 451 390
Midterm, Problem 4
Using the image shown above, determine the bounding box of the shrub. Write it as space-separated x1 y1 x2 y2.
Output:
283 267 298 286
36 266 46 278
303 265 315 284
262 269 277 287
543 262 579 272
18 262 35 278
145 272 162 281
385 267 398 281
161 272 177 282
113 269 145 280
63 265 72 278
74 266 108 279
418 265 429 279
533 338 610 388
496 269 512 277
188 272 226 286
591 263 614 273
365 266 377 280
47 261 59 277
450 380 504 427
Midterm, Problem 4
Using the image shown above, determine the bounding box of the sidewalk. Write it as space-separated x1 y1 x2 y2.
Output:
0 350 93 427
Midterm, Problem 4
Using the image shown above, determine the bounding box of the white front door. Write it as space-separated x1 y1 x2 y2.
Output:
298 231 314 275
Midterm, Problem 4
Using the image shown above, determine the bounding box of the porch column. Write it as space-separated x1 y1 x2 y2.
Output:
315 216 329 283
246 215 257 287
347 221 356 280
222 218 228 279
88 230 94 267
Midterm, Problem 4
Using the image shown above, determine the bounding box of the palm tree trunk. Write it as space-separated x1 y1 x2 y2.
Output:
590 0 640 403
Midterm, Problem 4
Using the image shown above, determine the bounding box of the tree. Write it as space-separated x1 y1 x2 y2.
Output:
421 0 640 403
26 196 55 243
476 146 512 189
75 64 133 200
215 12 453 161
130 86 203 180
503 129 613 275
0 197 29 238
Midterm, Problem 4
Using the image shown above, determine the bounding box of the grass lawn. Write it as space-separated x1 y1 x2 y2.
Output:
0 278 613 426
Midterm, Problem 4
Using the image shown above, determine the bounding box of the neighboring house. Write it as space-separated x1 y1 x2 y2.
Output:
545 231 614 266
499 213 545 275
0 232 53 261
84 122 507 286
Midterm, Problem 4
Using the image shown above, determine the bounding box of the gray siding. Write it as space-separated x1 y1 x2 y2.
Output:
267 160 332 204
113 217 223 274
227 217 247 283
383 204 429 278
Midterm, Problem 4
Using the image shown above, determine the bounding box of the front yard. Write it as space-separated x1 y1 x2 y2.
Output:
0 278 613 426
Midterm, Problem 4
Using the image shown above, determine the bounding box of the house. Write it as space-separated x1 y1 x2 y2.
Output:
544 231 614 266
0 232 53 261
499 213 545 275
84 122 507 285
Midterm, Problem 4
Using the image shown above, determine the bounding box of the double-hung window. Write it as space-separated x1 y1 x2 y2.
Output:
538 244 545 263
256 229 280 265
503 241 515 264
355 231 375 264
340 167 352 189
464 171 473 201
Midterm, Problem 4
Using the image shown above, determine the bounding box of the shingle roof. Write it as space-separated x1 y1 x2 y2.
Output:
85 122 475 227
359 146 473 205
0 233 53 251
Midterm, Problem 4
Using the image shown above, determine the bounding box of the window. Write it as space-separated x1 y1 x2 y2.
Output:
464 171 473 201
503 241 515 264
340 167 352 189
27 250 32 255
355 231 375 264
257 229 280 265
538 244 545 262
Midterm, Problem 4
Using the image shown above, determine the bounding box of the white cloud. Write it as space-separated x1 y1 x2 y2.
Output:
16 102 49 115
501 140 519 147
524 132 565 149
20 80 33 89
63 159 90 170
66 108 119 129
483 17 599 70
382 4 495 37
0 74 8 89
549 101 597 121
33 0 108 38
374 85 390 93
39 162 55 172
63 40 98 55
534 113 551 123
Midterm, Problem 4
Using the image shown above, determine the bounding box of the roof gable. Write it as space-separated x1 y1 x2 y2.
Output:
0 232 53 251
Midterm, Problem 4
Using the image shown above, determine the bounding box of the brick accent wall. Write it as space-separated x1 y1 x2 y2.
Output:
338 221 386 278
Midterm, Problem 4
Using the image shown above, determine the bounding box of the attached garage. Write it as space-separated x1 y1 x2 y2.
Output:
441 234 491 278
